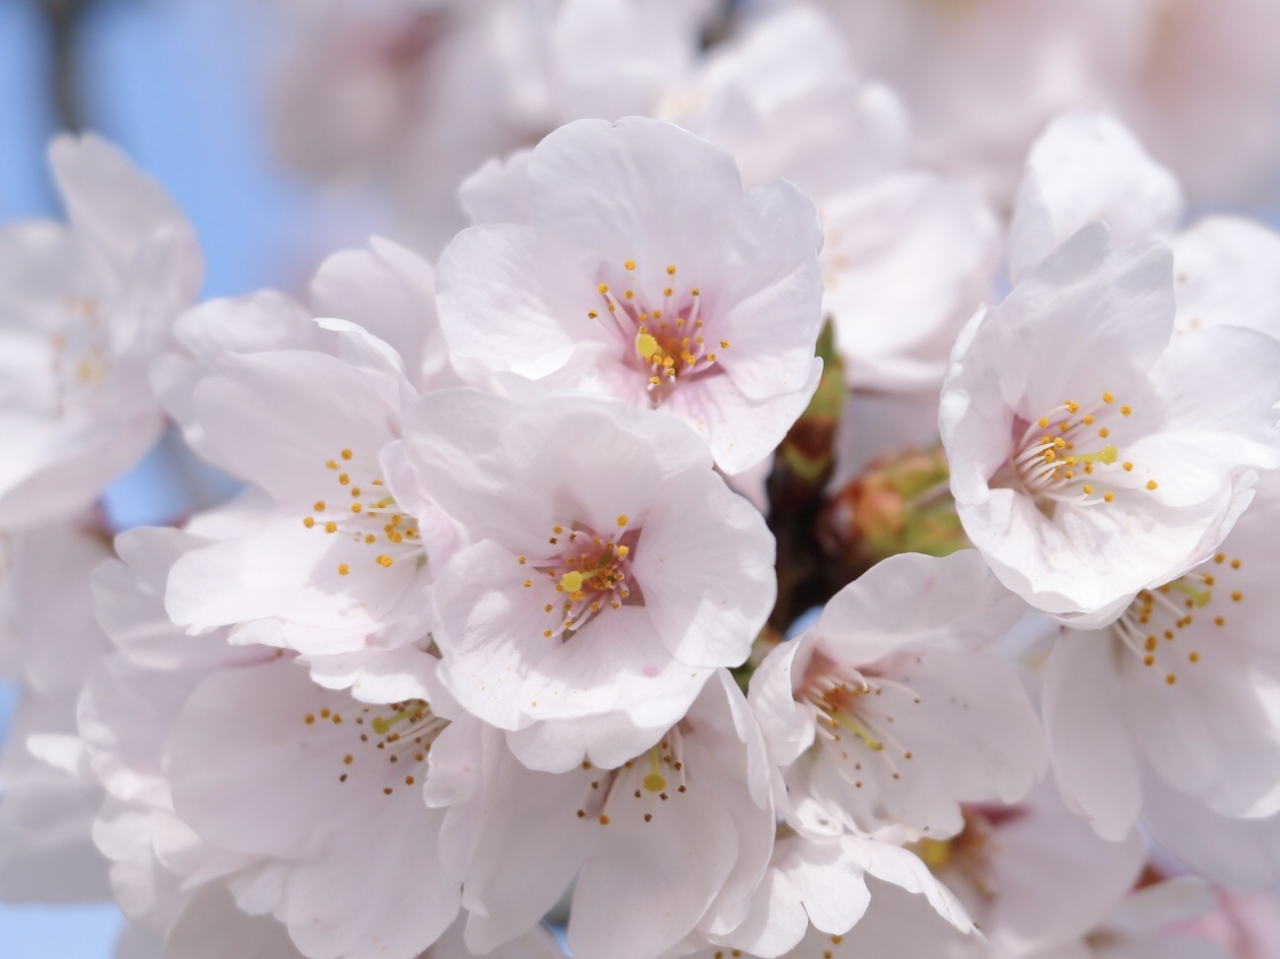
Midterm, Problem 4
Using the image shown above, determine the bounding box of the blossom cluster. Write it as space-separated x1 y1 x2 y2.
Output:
4 3 1280 959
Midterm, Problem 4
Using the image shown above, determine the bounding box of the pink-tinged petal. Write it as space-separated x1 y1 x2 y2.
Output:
985 790 1145 954
311 238 442 387
568 769 738 959
1128 325 1280 507
844 837 972 933
824 173 1000 393
528 117 743 277
815 550 1026 665
190 350 401 507
707 179 824 402
436 224 586 378
166 518 418 653
459 149 533 226
1009 113 1183 284
632 468 776 668
1043 631 1144 840
520 606 711 730
749 638 817 768
432 540 561 729
506 710 670 775
461 759 592 954
664 357 822 474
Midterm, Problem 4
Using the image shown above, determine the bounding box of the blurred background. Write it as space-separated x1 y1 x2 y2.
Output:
1 1 309 953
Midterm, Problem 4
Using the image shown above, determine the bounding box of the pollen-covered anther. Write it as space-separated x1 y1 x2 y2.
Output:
1005 393 1156 504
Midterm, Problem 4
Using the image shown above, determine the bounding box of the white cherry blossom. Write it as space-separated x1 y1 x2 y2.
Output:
438 670 772 959
941 223 1280 625
1044 471 1280 840
436 116 825 474
749 550 1043 840
0 134 202 527
401 388 776 770
163 326 455 659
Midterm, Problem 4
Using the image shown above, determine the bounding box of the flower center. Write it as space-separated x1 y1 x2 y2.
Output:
574 729 689 827
302 447 423 577
302 697 448 797
1110 551 1244 686
799 653 922 787
586 260 730 403
519 513 639 640
1003 391 1159 507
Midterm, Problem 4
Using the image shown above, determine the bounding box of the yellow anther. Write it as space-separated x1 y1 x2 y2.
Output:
314 500 326 511
351 487 361 497
1104 492 1115 503
1066 401 1080 414
663 287 673 297
303 517 315 528
1120 405 1132 416
666 264 676 276
637 333 661 359
365 534 376 544
1082 415 1094 425
625 290 635 300
351 503 362 514
1189 652 1200 663
553 525 563 534
1166 674 1177 685
324 522 338 534
1098 428 1110 438
543 629 553 638
624 259 636 271
1215 552 1226 563
588 310 598 319
1123 462 1134 471
1037 417 1049 428
1147 480 1159 490
326 459 338 470
337 564 350 576
1083 485 1094 495
598 283 609 294
720 339 730 349
1232 591 1243 601
339 473 350 485
1144 654 1155 666
617 514 629 527
1103 391 1115 404
341 449 353 460
377 555 394 568
518 555 527 564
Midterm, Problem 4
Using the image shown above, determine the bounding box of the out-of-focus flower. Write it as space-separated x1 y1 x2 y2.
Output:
0 136 202 528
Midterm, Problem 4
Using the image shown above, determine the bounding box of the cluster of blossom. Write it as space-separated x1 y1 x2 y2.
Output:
4 3 1280 959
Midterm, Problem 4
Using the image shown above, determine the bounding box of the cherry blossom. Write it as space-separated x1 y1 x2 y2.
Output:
438 671 773 959
436 116 825 474
941 222 1280 625
0 135 202 527
401 388 775 770
749 550 1043 840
